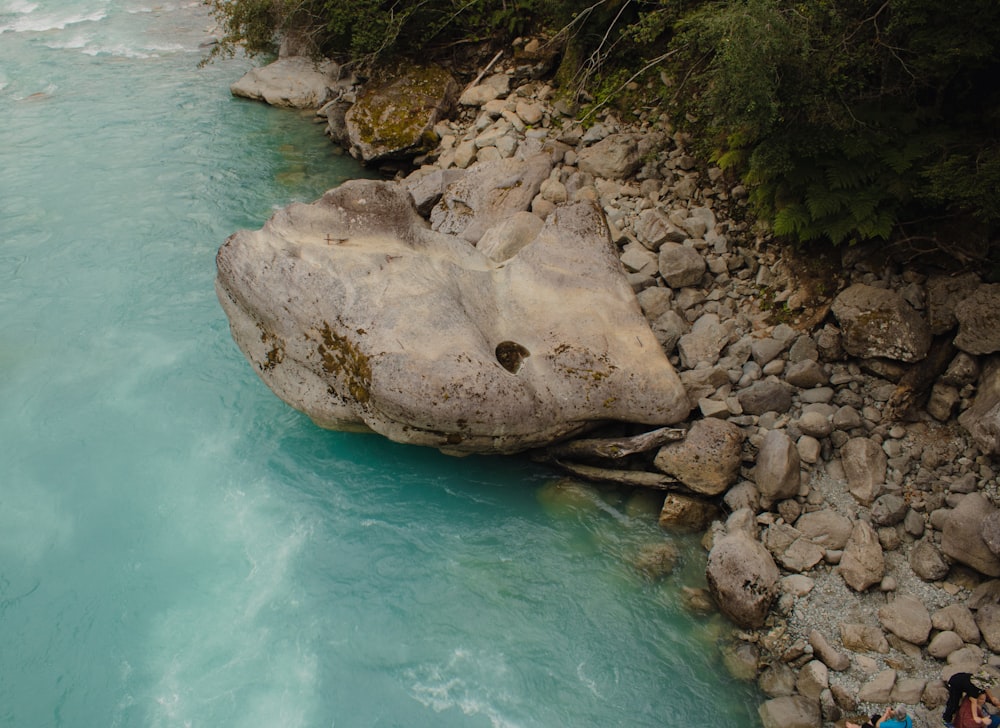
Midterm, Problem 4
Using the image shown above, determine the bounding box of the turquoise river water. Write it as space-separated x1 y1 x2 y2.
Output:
0 1 763 725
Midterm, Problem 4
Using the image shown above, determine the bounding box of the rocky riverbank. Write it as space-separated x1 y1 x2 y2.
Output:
223 44 1000 728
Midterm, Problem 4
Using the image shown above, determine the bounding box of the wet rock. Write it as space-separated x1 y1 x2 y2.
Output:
633 541 680 580
722 641 760 681
759 663 797 697
658 492 719 532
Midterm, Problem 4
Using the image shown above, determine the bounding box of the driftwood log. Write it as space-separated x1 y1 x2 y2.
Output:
533 426 687 488
543 426 686 461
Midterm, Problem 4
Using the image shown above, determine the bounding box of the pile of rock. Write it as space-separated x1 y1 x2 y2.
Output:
225 48 1000 727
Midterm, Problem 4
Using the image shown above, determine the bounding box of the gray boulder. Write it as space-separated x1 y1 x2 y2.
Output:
753 429 801 505
706 531 781 628
838 519 885 591
653 418 744 496
738 379 793 415
794 510 853 551
931 604 981 644
658 242 706 288
926 272 980 334
231 56 344 108
215 180 690 455
941 492 1000 577
909 537 950 582
830 283 932 362
954 283 1000 354
841 437 887 505
878 593 932 645
984 510 1000 558
959 355 1000 456
576 133 642 179
977 603 1000 652
758 695 821 728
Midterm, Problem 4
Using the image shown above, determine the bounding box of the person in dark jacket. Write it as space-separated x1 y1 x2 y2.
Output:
945 672 1000 727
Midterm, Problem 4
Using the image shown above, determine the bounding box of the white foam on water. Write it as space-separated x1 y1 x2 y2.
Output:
0 0 38 14
0 7 105 32
406 648 525 728
140 479 321 728
79 40 186 57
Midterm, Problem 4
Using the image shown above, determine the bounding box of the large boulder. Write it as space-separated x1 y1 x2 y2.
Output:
576 133 644 179
841 437 887 505
838 519 885 591
758 695 821 728
706 531 781 628
231 56 344 109
878 593 932 645
959 355 1000 455
926 272 980 334
941 492 1000 577
753 429 801 506
215 179 691 455
830 283 932 362
653 418 744 496
344 65 458 163
954 283 1000 354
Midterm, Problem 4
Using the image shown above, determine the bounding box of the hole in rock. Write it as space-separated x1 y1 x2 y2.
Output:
495 341 530 374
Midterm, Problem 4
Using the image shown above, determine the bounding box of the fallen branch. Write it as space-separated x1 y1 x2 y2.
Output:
543 426 686 461
463 50 504 94
552 460 679 489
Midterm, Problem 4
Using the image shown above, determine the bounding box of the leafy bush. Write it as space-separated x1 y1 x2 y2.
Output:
207 0 1000 254
664 0 1000 249
207 0 574 67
